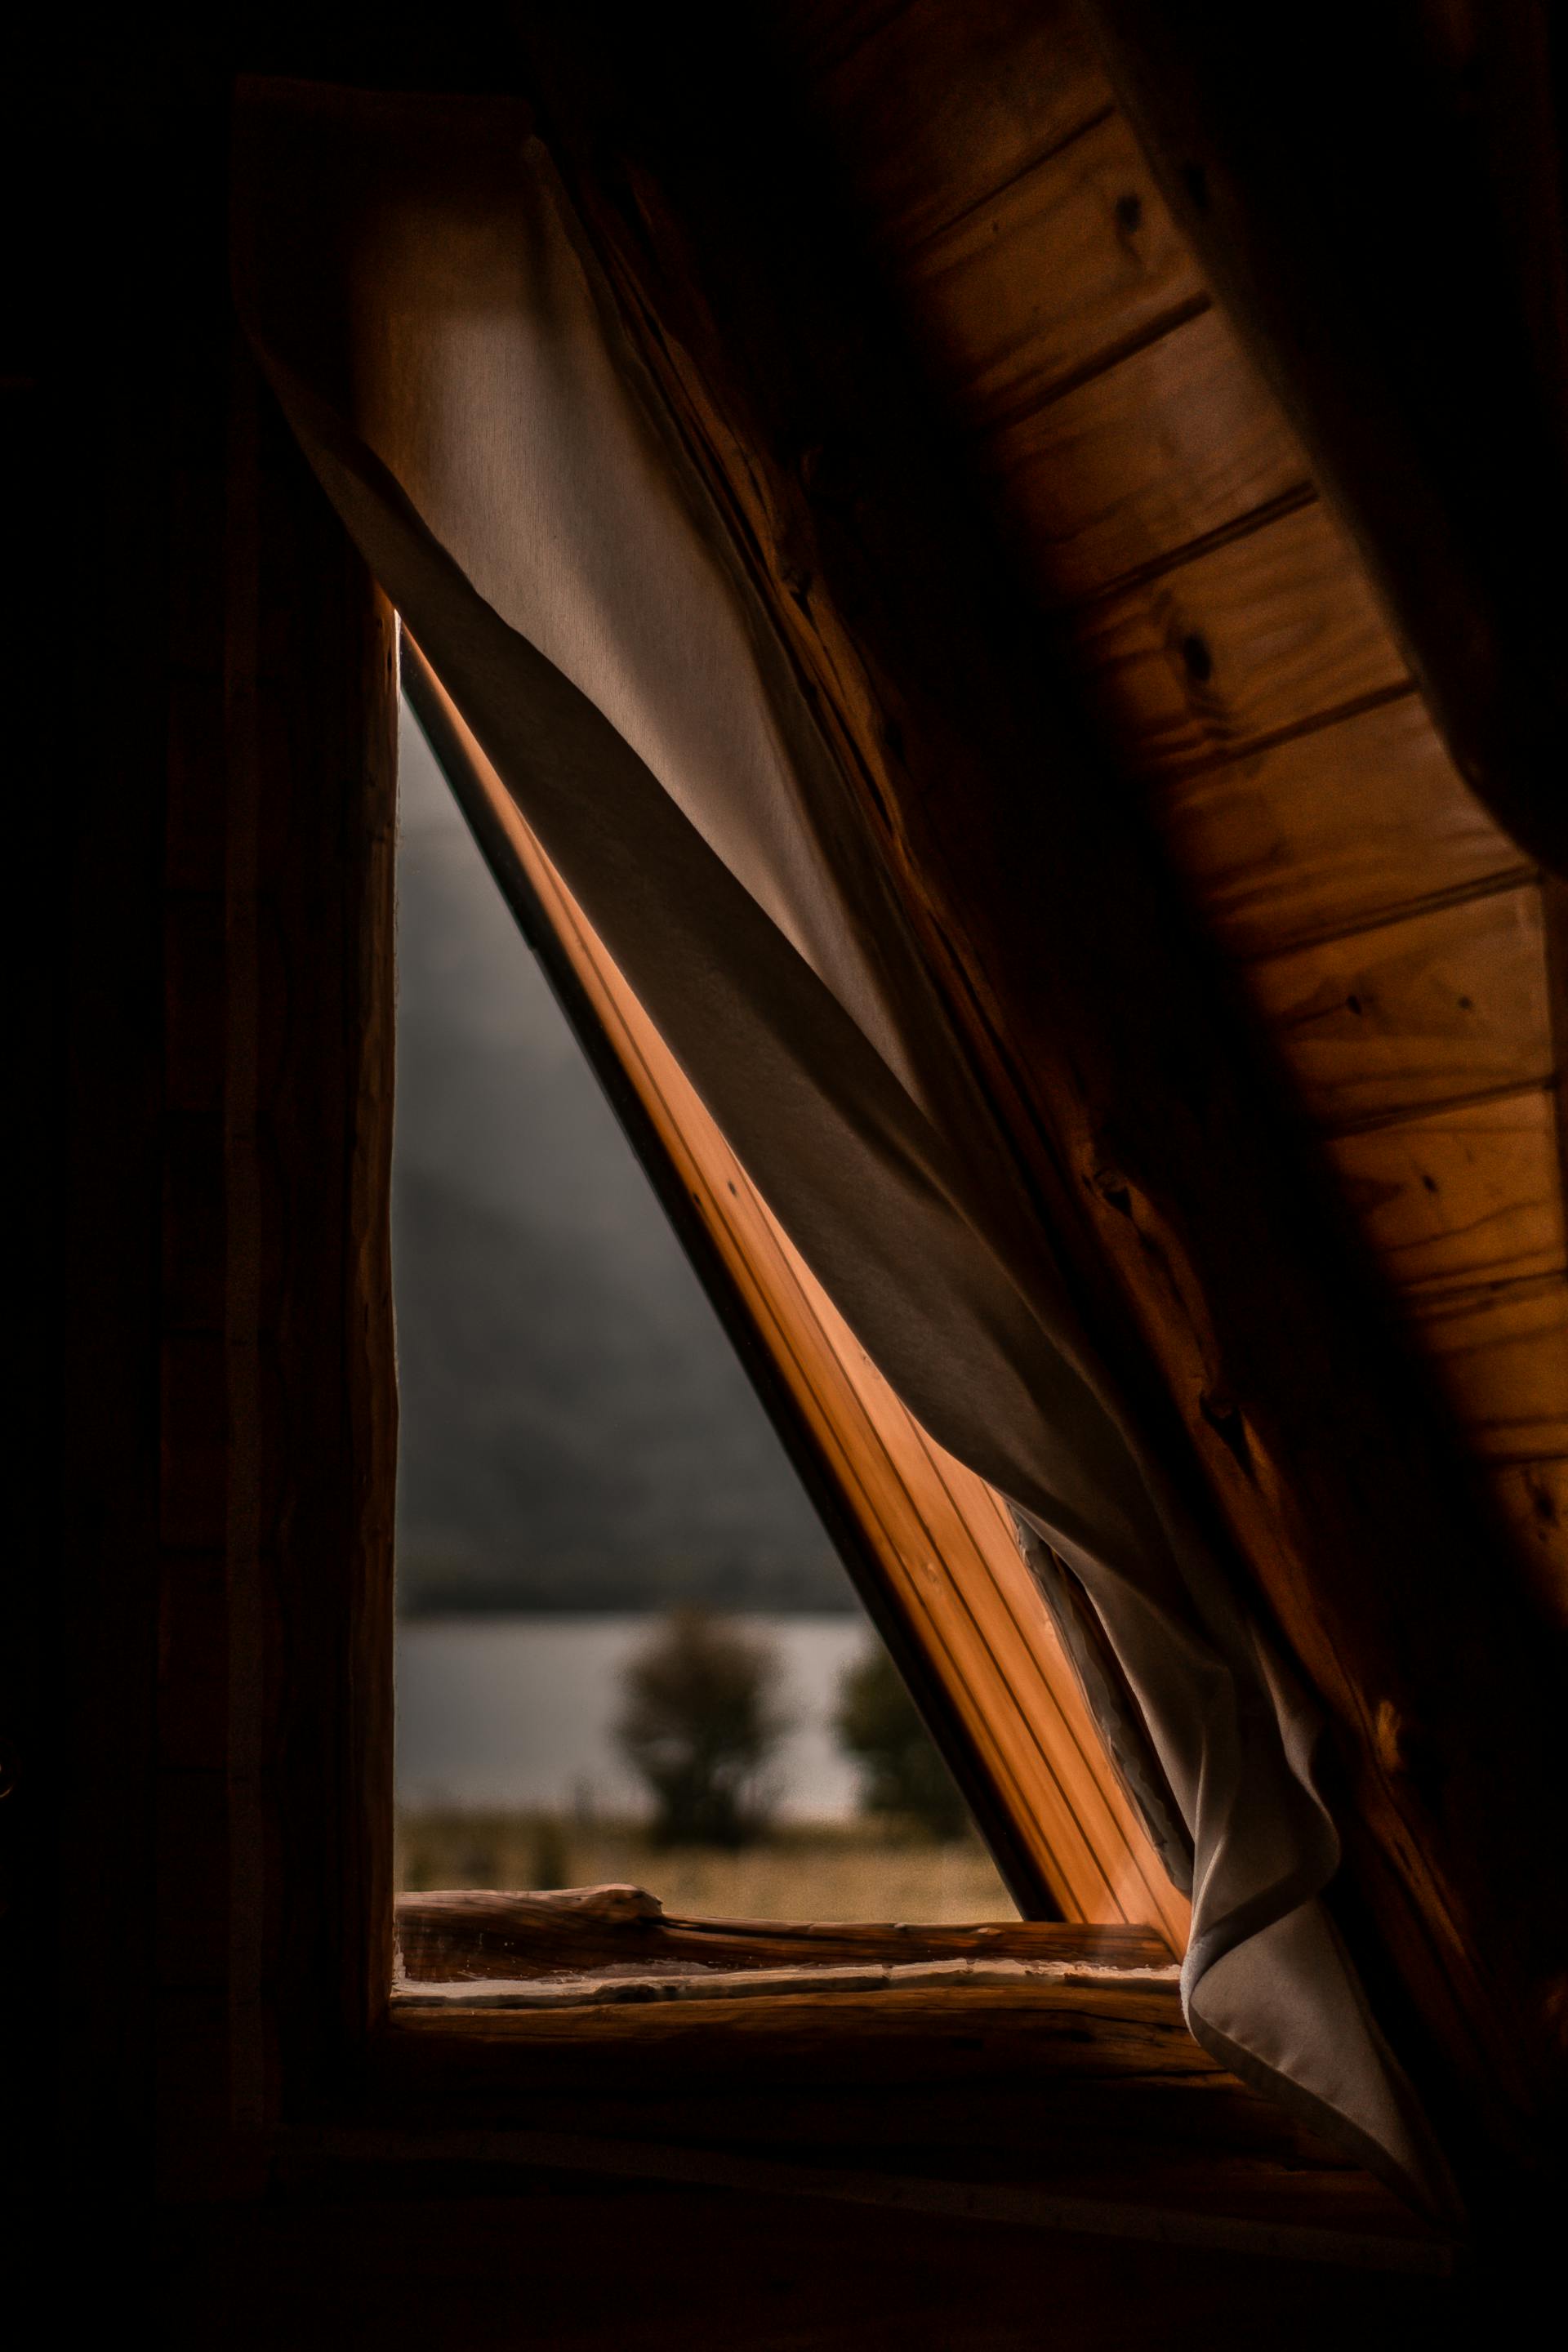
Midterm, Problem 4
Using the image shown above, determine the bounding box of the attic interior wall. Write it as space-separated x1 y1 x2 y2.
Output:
2 9 1555 2328
5 54 1459 2340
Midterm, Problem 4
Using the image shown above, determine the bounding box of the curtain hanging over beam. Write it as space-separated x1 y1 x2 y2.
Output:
232 77 1456 2217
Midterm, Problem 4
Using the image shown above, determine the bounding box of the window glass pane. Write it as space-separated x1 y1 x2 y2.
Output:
393 697 1012 1924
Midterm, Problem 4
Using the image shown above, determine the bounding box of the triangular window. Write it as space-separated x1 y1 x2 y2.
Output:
393 691 1018 1927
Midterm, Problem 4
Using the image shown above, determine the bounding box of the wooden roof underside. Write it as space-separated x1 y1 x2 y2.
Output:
793 0 1567 1585
511 0 1568 2177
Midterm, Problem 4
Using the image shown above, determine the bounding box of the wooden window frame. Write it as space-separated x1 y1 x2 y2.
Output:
11 56 1459 2299
214 421 1437 2272
397 635 1188 1957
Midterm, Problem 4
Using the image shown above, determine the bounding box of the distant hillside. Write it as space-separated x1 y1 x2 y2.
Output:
392 1162 850 1615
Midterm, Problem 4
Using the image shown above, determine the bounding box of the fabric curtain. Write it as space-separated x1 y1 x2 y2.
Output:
233 79 1456 2216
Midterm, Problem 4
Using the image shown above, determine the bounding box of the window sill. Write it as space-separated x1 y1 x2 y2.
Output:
365 1887 1452 2274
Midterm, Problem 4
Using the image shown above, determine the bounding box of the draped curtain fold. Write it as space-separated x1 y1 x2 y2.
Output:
232 78 1456 2216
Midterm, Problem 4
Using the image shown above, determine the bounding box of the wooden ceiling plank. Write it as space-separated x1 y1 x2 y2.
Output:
1149 695 1524 960
1079 0 1568 878
1067 500 1409 777
1244 885 1554 1131
1406 1275 1568 1463
987 304 1309 608
903 112 1205 429
793 0 1111 256
1323 1089 1567 1296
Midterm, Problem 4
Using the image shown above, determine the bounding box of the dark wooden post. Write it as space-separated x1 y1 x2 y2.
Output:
4 55 397 2194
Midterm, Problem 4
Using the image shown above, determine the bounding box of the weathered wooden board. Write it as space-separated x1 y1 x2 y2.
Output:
1489 1459 1568 1625
395 1884 1172 1984
382 1977 1226 2109
1245 886 1554 1130
1150 693 1524 957
369 1975 1445 2269
1408 1276 1568 1463
1069 501 1409 776
990 304 1307 606
1324 1089 1566 1294
905 111 1205 427
799 0 1111 254
397 1962 1179 2011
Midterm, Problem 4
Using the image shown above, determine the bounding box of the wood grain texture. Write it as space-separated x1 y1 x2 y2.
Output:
905 111 1205 426
395 1885 1172 1984
556 902 1189 1941
1069 500 1409 777
1325 1090 1566 1296
379 1976 1350 2158
1408 1276 1568 1463
382 1975 1249 2096
364 1972 1444 2270
1080 0 1568 877
1245 886 1554 1131
989 303 1307 606
795 0 1110 254
1150 693 1525 957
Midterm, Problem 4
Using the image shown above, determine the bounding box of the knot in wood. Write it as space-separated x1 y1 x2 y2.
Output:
1089 1165 1134 1216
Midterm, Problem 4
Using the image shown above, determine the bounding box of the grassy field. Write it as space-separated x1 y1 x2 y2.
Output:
395 1811 1017 1924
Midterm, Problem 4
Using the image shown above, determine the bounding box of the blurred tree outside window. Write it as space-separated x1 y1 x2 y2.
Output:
835 1645 970 1842
615 1608 791 1847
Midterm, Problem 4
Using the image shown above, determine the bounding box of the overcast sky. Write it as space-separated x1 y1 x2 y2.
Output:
392 702 849 1614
